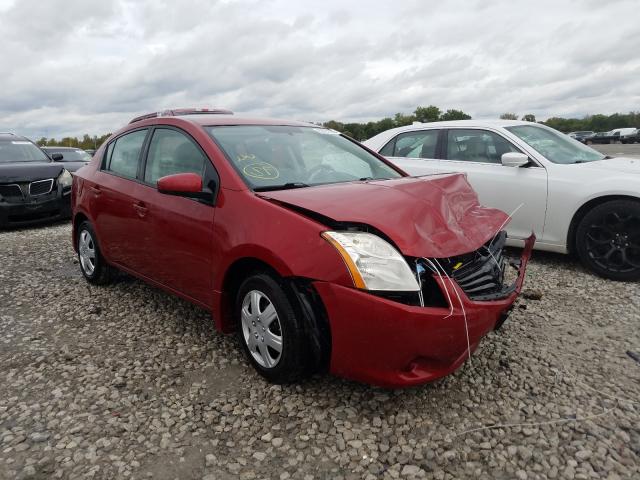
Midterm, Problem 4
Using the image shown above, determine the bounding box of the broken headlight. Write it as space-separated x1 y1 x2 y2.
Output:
322 231 420 292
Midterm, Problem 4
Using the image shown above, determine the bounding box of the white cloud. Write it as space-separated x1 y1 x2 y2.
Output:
0 0 639 139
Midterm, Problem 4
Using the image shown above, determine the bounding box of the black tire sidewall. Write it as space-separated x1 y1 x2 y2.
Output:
235 273 308 383
576 200 640 281
77 221 108 283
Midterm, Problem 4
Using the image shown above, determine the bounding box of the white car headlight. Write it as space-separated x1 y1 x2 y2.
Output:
58 169 72 188
322 231 420 291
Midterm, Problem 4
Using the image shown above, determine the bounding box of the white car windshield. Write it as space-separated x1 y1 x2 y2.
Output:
207 125 402 191
506 125 606 164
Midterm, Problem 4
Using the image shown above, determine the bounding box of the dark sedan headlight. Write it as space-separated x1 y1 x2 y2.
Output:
58 169 72 188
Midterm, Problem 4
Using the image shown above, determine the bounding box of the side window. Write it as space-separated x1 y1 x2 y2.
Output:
144 128 206 185
391 130 439 158
446 129 520 164
107 130 147 178
379 139 396 156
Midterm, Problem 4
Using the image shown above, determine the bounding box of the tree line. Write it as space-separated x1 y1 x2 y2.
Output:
36 108 640 147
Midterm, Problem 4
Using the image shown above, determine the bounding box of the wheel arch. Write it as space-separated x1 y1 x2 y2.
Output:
567 194 640 254
72 211 90 251
217 256 332 372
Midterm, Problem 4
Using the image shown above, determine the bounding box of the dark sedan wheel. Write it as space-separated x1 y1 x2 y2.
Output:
77 221 113 284
235 273 311 383
576 200 640 281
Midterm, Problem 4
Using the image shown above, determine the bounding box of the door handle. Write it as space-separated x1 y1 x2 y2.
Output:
89 185 101 195
133 202 148 218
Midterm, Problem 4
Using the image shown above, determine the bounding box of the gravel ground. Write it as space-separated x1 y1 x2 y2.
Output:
0 222 638 480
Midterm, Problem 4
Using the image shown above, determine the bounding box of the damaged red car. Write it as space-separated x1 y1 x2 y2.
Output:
72 109 534 388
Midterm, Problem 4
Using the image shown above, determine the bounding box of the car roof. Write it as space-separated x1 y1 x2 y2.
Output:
364 119 536 143
185 115 315 127
0 132 30 142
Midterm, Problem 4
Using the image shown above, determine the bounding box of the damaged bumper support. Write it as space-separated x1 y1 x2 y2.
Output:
314 235 535 388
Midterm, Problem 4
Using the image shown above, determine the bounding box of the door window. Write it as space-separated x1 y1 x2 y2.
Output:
107 130 147 178
144 129 207 184
386 130 439 158
446 129 520 164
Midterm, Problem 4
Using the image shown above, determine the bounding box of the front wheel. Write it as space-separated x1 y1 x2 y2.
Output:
576 200 640 281
235 273 312 383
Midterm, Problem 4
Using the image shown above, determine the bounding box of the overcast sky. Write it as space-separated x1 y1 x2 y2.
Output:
0 0 639 139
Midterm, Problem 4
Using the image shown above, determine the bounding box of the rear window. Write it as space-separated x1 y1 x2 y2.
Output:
46 149 92 162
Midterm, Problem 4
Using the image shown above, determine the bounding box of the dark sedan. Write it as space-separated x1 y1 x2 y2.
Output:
0 133 72 227
585 131 620 145
42 146 92 172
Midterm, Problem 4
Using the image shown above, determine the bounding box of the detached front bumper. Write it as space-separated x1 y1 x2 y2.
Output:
0 189 71 228
315 235 534 388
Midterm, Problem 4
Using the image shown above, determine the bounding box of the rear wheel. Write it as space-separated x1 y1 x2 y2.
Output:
586 140 593 145
77 221 113 284
576 200 640 281
235 273 313 383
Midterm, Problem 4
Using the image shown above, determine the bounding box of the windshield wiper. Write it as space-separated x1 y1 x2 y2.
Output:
254 182 310 192
359 177 390 181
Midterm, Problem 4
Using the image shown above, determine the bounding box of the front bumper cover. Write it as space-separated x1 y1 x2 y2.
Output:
314 234 535 388
0 188 71 228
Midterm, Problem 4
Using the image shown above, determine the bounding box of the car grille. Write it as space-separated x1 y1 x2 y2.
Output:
29 179 54 196
441 231 515 301
0 184 23 199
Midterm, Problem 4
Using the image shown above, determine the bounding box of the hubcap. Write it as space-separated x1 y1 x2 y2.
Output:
240 290 283 368
585 210 640 273
78 229 96 276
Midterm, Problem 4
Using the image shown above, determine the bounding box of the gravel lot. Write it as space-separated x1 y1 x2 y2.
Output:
591 144 640 158
1 222 638 480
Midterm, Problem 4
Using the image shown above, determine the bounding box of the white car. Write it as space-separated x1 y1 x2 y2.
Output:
364 120 640 281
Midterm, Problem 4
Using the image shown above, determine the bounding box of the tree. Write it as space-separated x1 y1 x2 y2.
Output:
500 113 518 120
414 105 441 123
393 112 415 127
440 109 471 121
521 114 536 122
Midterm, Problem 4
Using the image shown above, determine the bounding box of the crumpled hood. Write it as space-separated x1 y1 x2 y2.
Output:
258 174 509 258
0 162 64 183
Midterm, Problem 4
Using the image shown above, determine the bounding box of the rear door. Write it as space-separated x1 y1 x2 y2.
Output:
91 129 151 270
136 127 216 305
379 129 442 175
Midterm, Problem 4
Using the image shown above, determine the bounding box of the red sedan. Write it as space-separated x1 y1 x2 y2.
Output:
72 108 534 388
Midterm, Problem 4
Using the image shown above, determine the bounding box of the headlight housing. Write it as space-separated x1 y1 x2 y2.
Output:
322 231 420 291
58 169 72 188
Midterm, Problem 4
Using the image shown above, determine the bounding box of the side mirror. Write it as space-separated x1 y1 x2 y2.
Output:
51 153 63 161
501 152 530 167
157 172 215 204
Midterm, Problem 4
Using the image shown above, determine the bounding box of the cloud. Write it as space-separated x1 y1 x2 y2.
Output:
0 0 638 139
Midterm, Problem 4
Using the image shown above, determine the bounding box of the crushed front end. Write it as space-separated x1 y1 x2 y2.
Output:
315 232 535 388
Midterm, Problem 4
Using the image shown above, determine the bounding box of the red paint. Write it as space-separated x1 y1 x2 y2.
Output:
259 174 509 258
73 114 533 387
317 235 534 388
157 172 202 193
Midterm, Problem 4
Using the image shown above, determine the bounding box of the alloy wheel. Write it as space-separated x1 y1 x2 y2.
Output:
584 210 640 273
240 290 283 368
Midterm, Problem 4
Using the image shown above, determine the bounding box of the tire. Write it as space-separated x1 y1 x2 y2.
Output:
586 140 593 145
235 272 313 383
575 200 640 281
76 221 113 285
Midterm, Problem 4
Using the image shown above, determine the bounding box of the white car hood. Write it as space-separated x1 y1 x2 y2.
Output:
575 157 640 175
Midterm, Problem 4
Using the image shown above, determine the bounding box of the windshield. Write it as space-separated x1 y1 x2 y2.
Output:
506 125 605 164
45 149 92 161
0 140 50 164
206 125 402 190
